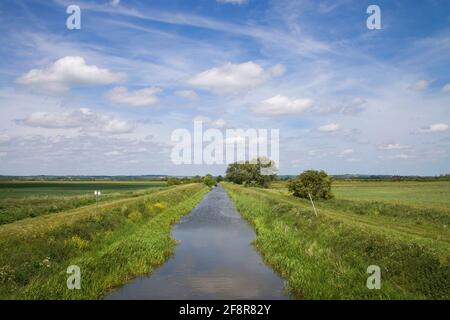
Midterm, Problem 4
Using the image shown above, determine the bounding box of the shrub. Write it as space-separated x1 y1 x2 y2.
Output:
127 210 143 223
288 170 334 200
64 235 90 250
225 157 277 188
153 202 167 212
203 174 217 187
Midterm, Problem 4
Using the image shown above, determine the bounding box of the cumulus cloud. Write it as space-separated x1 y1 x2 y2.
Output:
175 90 198 100
106 87 161 107
104 150 122 156
408 80 429 92
420 123 449 133
187 61 285 93
252 95 313 115
319 123 340 132
389 154 412 160
442 83 450 92
193 116 226 128
16 56 126 93
379 143 410 150
338 149 354 157
0 134 11 143
20 108 134 134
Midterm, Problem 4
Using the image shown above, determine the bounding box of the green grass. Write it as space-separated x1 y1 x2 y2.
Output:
223 182 450 299
332 181 450 211
0 181 167 225
0 181 166 198
0 183 209 299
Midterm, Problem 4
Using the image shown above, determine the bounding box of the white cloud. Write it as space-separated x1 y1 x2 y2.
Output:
110 0 120 7
319 123 340 132
175 90 198 100
420 123 449 133
193 116 226 128
442 83 450 92
210 119 226 128
379 143 410 150
252 95 313 115
187 61 285 93
0 134 11 143
104 150 122 156
390 154 412 160
217 0 248 5
339 149 354 157
102 119 134 134
21 108 134 134
106 86 161 107
16 56 126 93
408 80 429 92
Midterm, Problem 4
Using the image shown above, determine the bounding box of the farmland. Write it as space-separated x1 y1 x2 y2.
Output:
0 179 448 300
0 182 208 299
223 180 450 299
0 181 166 225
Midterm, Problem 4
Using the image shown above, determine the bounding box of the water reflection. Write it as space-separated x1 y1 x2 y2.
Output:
106 186 290 300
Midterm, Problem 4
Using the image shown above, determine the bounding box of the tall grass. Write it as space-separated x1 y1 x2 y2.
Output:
0 185 167 225
0 183 208 299
223 183 450 299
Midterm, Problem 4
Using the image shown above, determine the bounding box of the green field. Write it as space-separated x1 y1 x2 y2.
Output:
0 181 167 225
0 181 166 198
332 180 450 211
0 179 448 299
0 183 208 299
223 180 450 299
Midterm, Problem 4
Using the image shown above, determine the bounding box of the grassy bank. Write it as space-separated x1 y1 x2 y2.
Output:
0 183 208 299
223 182 450 299
0 181 167 225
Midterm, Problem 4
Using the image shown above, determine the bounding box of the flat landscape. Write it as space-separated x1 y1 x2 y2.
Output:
225 180 450 299
0 179 448 299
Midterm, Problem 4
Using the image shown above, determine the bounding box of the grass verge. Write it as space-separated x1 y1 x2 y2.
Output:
223 182 450 299
0 183 209 299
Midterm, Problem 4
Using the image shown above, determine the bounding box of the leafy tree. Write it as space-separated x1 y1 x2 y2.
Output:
191 175 203 183
167 177 181 186
216 175 224 182
287 170 334 200
225 157 277 188
203 174 217 187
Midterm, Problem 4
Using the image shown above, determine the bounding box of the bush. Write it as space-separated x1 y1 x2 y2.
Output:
288 170 334 200
127 210 143 223
203 174 217 187
225 157 277 188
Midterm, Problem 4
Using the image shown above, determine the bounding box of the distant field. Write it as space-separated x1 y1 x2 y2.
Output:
332 181 450 210
224 181 450 299
0 183 208 299
272 180 450 211
0 181 166 199
0 181 167 225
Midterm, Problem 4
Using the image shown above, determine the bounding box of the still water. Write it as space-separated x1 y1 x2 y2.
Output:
106 186 290 299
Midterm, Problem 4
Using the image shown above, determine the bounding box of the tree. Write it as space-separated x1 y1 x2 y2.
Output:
225 157 277 188
287 170 334 200
191 175 203 183
167 177 181 186
216 175 224 182
203 174 217 187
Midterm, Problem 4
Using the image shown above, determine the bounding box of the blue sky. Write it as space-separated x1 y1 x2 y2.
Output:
0 0 449 176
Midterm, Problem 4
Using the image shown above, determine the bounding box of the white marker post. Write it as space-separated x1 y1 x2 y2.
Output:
308 192 318 217
94 190 101 209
